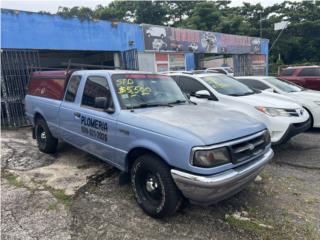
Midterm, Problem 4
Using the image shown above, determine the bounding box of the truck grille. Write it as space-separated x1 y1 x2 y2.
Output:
230 131 270 163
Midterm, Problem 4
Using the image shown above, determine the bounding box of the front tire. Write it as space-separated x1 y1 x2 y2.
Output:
131 154 183 218
35 118 58 154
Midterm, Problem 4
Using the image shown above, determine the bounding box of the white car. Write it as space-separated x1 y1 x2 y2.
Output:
236 76 320 128
206 67 234 77
166 72 311 144
146 27 166 39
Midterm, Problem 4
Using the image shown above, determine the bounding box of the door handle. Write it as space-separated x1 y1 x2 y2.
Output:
74 112 81 118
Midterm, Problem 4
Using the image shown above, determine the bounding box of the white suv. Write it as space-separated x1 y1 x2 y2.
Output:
236 76 320 128
166 72 311 145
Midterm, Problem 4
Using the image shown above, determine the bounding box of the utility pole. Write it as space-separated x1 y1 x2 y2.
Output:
260 12 262 38
269 21 289 52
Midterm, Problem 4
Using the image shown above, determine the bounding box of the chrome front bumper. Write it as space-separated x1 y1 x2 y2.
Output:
171 148 274 205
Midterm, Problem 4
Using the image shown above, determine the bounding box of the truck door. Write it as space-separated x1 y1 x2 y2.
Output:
63 75 118 163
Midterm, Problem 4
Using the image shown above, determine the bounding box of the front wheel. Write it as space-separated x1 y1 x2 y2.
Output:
35 118 58 154
131 154 183 218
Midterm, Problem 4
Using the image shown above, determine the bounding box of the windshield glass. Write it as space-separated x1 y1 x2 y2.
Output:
265 77 303 93
201 75 255 96
112 74 187 109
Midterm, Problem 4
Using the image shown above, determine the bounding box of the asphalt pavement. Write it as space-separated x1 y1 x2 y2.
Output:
1 128 319 240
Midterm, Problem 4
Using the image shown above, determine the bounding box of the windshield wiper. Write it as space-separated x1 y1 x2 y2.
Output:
129 103 173 109
228 92 254 96
167 99 187 105
242 91 255 96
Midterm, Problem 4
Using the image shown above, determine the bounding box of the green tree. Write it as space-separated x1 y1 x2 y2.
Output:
57 6 93 20
53 0 320 65
183 2 222 31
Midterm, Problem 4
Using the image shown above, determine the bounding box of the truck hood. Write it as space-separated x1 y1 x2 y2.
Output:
235 92 301 109
124 104 266 145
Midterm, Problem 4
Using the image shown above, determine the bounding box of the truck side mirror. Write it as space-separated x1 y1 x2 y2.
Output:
195 90 211 99
94 97 115 114
94 97 108 109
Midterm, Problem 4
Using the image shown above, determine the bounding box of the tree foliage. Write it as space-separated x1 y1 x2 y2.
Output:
55 0 320 65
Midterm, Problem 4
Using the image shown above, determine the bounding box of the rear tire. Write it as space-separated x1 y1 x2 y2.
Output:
35 118 58 153
131 154 183 218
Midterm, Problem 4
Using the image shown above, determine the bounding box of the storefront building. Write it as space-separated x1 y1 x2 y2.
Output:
1 9 269 127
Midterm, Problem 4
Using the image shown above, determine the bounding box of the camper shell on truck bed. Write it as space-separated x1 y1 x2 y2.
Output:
28 70 75 100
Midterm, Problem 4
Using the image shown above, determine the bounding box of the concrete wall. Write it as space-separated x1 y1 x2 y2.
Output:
1 10 144 51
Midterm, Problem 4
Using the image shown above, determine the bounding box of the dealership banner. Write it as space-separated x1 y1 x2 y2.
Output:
142 24 263 54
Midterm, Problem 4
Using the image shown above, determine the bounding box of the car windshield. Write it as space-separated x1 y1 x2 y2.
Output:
265 77 303 93
112 74 187 109
201 75 255 96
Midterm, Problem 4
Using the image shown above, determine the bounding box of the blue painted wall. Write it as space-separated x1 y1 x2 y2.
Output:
261 39 269 75
1 10 144 51
185 53 195 70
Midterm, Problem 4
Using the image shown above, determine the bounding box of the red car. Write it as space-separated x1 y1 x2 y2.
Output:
278 66 320 91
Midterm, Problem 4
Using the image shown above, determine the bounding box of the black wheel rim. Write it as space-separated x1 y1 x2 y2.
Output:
37 125 46 149
136 169 163 207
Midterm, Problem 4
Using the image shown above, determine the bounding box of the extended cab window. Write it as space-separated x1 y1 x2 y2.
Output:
65 75 81 102
82 76 112 110
178 76 207 95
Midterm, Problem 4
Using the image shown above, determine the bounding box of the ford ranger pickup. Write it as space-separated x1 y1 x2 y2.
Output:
25 70 273 218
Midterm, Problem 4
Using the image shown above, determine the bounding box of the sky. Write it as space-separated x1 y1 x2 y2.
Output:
1 0 301 14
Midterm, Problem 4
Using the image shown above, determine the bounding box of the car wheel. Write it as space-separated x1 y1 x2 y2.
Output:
35 118 58 153
131 154 183 218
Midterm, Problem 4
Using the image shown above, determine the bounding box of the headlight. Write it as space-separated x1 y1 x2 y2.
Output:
255 106 291 117
192 147 230 168
314 101 320 106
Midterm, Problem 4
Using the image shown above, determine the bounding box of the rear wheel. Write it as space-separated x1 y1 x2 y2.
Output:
131 154 183 218
35 118 58 153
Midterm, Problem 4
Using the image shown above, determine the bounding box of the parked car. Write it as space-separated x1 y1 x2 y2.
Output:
206 67 234 76
236 76 320 128
25 70 273 218
146 26 166 39
166 72 310 145
279 66 320 91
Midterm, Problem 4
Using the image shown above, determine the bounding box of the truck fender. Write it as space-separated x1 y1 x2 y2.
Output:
33 109 46 125
125 139 172 171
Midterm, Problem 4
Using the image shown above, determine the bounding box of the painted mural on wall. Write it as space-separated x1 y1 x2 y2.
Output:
142 25 263 54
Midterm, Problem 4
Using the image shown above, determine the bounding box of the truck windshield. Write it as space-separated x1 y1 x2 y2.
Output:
112 74 187 109
265 77 303 93
201 75 255 96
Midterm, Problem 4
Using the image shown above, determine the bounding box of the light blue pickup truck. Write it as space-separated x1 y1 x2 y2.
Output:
25 70 273 218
